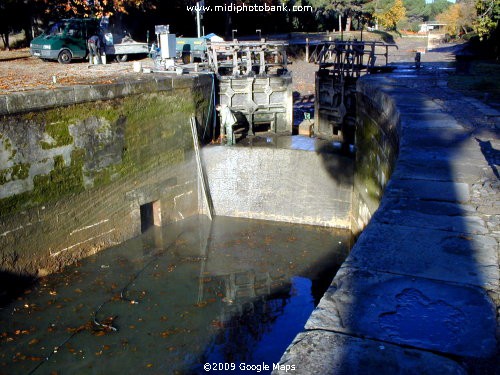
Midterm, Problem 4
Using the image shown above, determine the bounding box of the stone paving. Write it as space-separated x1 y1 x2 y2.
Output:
274 70 500 374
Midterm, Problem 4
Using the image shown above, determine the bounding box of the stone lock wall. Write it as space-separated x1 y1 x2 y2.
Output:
0 75 213 277
351 81 400 234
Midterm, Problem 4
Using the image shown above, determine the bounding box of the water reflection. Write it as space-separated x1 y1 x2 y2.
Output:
0 215 351 374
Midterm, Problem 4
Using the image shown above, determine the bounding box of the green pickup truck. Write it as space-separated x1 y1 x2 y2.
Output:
30 18 149 64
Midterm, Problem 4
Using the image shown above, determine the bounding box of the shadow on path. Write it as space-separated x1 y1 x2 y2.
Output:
475 137 500 179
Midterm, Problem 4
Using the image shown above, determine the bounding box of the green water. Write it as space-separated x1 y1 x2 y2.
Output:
0 215 351 374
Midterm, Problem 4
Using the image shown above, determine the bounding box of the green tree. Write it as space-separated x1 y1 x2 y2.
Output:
422 0 452 20
474 0 500 39
402 0 426 30
302 0 376 31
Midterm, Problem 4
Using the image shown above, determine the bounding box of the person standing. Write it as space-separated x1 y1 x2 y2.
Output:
216 104 238 146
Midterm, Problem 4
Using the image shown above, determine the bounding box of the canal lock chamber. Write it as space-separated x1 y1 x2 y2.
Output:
0 74 391 373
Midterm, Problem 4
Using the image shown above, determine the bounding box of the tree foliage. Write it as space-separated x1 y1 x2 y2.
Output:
376 0 406 30
474 0 500 39
403 0 426 23
436 0 476 36
299 0 377 31
1 0 497 50
34 0 156 18
422 0 452 20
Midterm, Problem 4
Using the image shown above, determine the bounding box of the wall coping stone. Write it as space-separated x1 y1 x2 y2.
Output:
0 74 214 116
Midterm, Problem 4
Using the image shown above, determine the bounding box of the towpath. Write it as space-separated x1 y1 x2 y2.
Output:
275 46 499 374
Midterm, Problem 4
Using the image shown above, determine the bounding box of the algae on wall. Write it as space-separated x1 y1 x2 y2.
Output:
0 76 213 277
0 89 197 216
352 91 400 234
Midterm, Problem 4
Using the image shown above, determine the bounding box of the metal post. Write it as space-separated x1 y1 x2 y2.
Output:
196 2 201 38
259 50 265 75
233 49 238 75
246 48 252 75
305 37 309 62
328 36 332 60
190 116 214 221
360 18 364 42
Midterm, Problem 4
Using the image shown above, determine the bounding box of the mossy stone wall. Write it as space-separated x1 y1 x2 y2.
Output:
0 74 213 277
352 78 400 234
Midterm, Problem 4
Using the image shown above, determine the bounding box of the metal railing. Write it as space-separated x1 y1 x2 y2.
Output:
314 40 398 78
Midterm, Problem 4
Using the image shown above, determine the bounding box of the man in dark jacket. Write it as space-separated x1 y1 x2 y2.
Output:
87 34 102 64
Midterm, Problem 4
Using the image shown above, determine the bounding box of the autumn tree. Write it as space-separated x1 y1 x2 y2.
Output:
376 0 406 30
35 0 157 19
437 0 476 37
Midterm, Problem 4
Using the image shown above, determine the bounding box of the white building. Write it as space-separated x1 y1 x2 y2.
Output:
419 22 447 33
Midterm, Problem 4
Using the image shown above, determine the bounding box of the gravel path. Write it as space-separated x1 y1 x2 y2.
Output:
0 49 151 94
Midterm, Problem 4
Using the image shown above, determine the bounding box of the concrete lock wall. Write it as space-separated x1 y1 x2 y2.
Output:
0 75 213 277
201 146 354 228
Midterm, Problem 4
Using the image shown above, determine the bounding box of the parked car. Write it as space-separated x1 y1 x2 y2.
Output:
30 18 149 64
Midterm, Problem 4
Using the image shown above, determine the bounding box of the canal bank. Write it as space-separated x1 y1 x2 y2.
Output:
274 72 500 373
